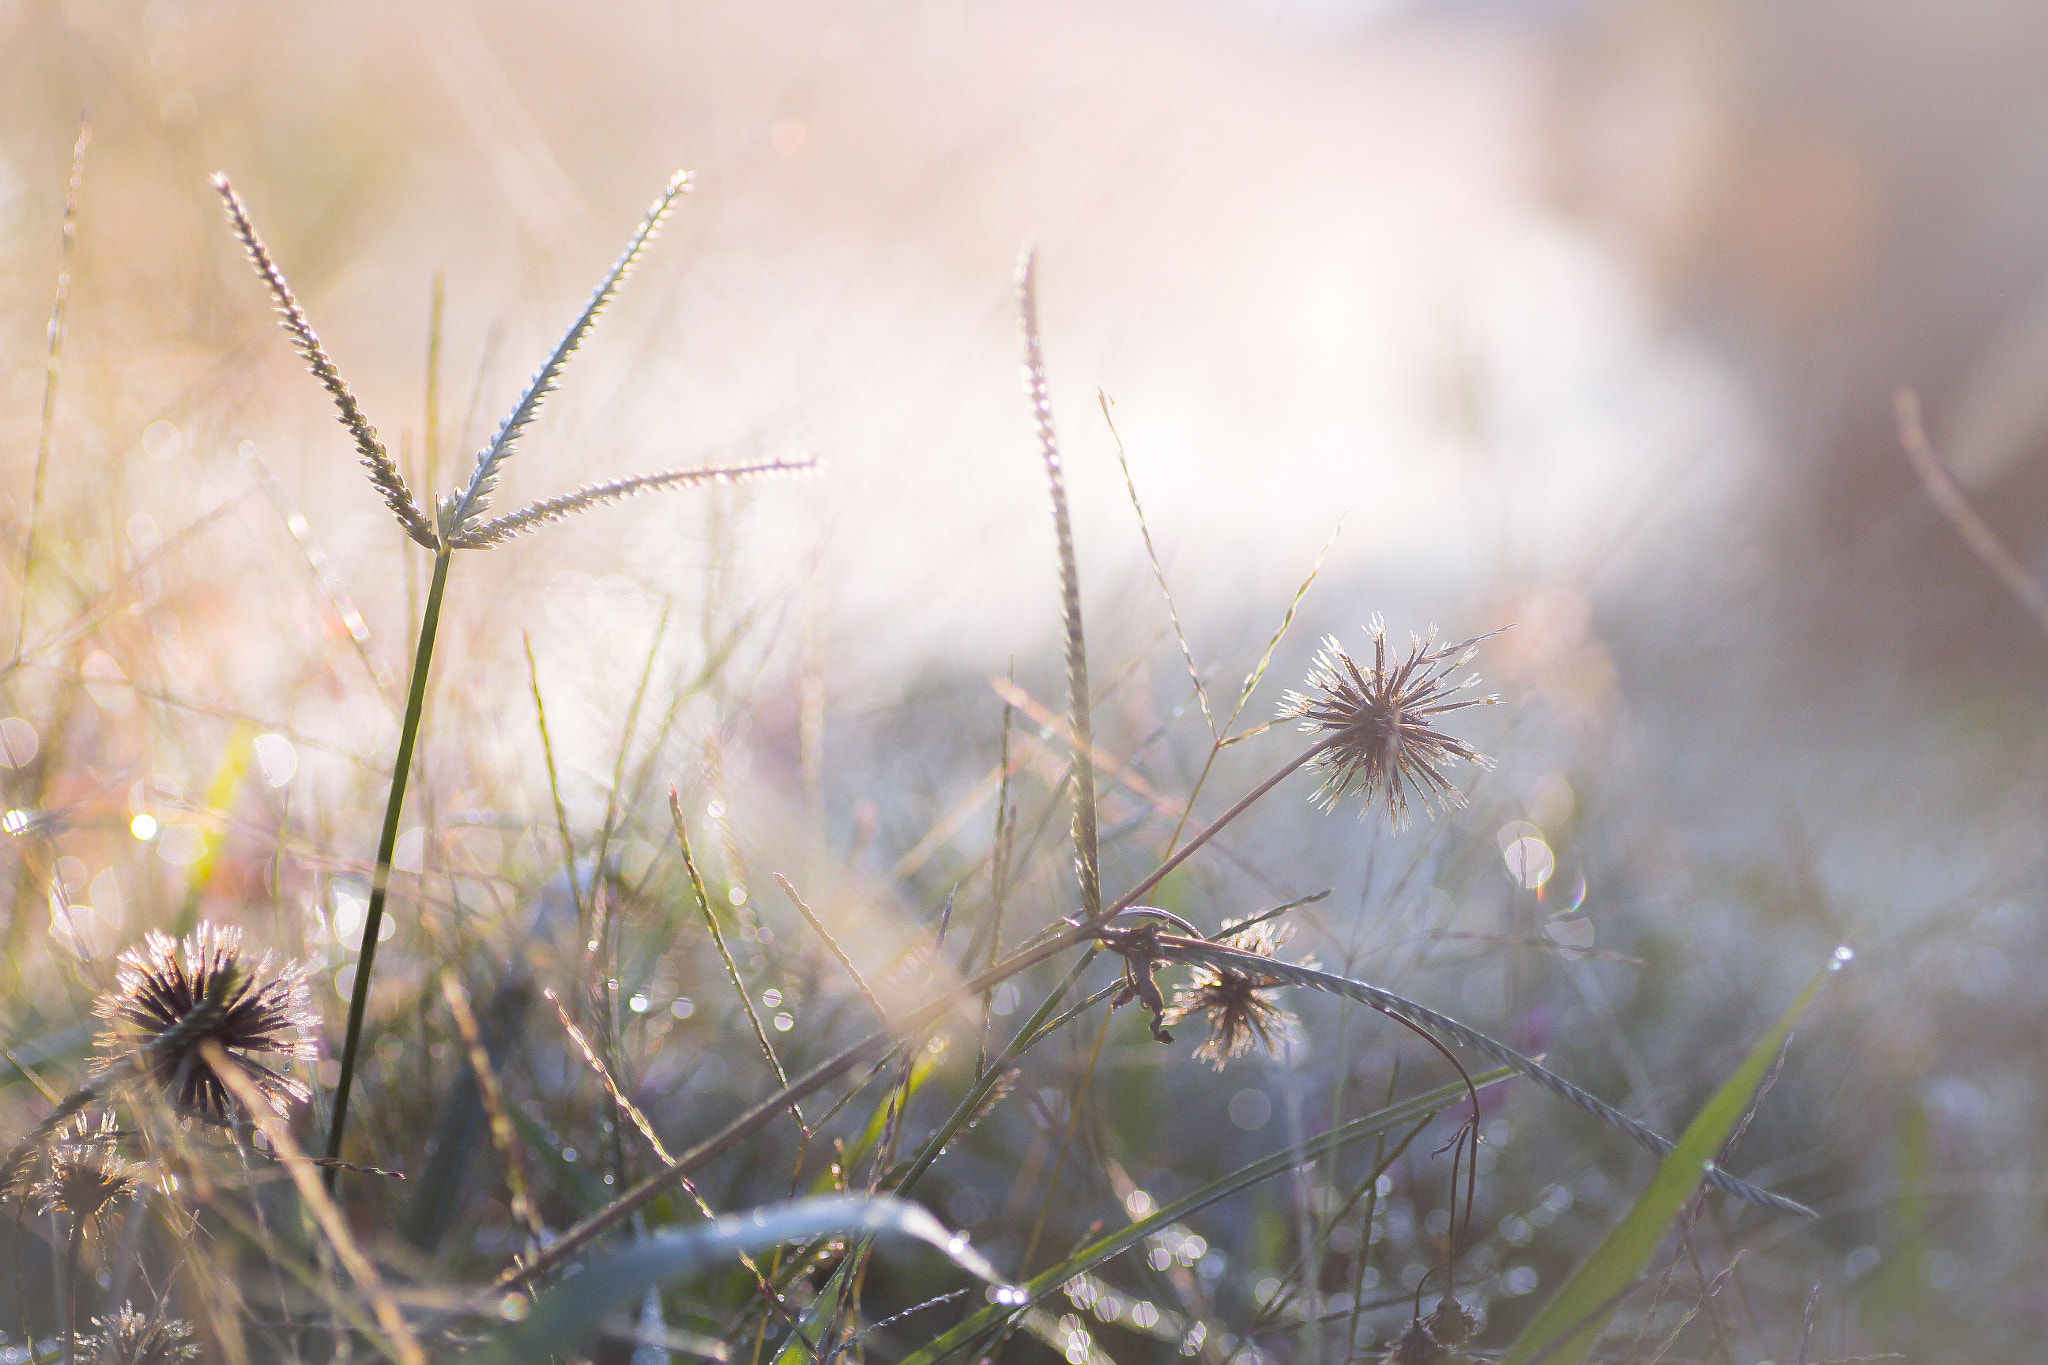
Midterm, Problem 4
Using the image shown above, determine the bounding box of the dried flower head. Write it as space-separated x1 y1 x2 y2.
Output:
79 1304 201 1365
1381 1318 1449 1365
95 923 317 1124
29 1111 136 1236
1424 1296 1477 1350
1281 619 1498 828
1167 918 1303 1069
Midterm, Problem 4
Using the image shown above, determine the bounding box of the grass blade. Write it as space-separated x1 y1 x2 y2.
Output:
1151 936 1814 1217
669 790 808 1134
895 1069 1514 1365
1502 954 1843 1365
18 117 90 658
1893 388 2048 637
477 1195 1015 1364
1100 388 1214 739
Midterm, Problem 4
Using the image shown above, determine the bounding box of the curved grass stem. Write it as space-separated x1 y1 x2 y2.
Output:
325 546 451 1189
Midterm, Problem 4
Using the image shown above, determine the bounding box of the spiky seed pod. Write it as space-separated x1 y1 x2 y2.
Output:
1381 1318 1447 1365
1166 918 1303 1069
1281 619 1499 829
78 1304 201 1365
1424 1296 1477 1350
94 924 318 1124
28 1111 136 1236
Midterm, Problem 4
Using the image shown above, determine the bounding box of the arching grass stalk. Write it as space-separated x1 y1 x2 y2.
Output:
212 168 818 1185
325 545 449 1186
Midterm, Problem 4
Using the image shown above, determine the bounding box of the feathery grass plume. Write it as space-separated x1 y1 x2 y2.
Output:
1167 917 1306 1068
1282 618 1500 828
94 924 316 1123
78 1304 201 1365
28 1111 136 1237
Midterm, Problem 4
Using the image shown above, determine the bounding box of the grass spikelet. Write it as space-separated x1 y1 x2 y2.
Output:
450 454 819 547
444 170 693 539
211 173 438 548
1018 250 1100 918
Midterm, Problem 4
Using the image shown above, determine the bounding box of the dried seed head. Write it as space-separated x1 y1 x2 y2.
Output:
1281 619 1498 829
1381 1318 1446 1365
27 1112 135 1236
1167 918 1302 1069
1424 1296 1477 1349
79 1304 201 1365
95 924 318 1124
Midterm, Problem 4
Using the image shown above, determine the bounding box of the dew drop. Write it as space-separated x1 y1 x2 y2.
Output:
1831 944 1855 970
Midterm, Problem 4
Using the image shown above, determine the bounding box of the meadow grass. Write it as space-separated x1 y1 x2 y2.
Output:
0 154 1890 1365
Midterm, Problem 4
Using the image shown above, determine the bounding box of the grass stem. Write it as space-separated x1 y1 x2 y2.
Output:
325 545 452 1187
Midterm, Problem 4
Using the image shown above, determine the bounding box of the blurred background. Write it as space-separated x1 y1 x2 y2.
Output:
4 0 2047 1360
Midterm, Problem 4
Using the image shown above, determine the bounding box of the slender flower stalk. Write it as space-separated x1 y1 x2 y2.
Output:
213 168 817 1182
325 543 449 1184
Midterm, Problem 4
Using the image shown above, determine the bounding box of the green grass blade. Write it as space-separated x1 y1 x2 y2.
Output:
1157 937 1811 1216
896 1068 1514 1365
477 1195 1014 1364
1502 955 1841 1365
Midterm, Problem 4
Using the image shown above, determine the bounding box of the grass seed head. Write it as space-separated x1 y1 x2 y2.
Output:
95 923 318 1124
1425 1295 1477 1349
1281 618 1499 829
27 1111 135 1236
79 1304 201 1365
1167 918 1302 1069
